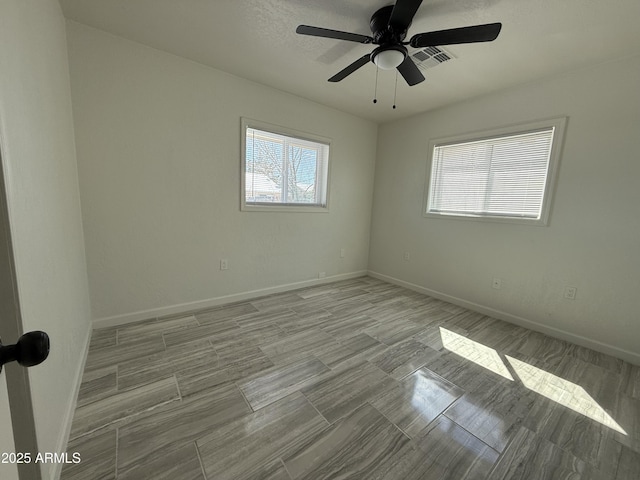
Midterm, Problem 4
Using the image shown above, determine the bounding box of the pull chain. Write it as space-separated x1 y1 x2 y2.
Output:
373 66 379 104
392 71 398 110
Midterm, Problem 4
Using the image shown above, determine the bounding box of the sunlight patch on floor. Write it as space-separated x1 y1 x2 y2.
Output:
438 327 627 435
506 355 627 435
439 327 514 381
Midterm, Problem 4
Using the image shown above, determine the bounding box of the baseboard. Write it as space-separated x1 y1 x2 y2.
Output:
93 271 369 329
51 324 92 480
368 270 640 366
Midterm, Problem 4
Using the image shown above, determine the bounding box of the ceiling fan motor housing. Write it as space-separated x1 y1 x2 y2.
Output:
370 5 408 44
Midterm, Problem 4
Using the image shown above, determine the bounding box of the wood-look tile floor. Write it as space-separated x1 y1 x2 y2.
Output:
62 277 640 480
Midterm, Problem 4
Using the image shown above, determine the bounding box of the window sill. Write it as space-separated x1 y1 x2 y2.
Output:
423 211 548 226
241 203 329 213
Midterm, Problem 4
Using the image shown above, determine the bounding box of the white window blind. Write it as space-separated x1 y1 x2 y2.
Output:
242 120 330 211
427 127 556 220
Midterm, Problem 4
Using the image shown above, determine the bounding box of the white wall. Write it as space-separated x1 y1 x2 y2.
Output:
0 0 92 478
66 22 378 324
369 55 640 363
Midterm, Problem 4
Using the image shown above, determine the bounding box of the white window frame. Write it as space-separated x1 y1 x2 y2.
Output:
241 118 331 213
423 116 567 226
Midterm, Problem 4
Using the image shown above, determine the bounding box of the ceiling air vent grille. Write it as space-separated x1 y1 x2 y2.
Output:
411 46 454 71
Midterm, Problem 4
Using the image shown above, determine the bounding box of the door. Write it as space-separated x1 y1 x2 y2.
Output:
0 148 40 480
0 145 19 479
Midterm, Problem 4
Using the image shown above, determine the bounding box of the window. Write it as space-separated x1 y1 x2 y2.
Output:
424 117 566 225
241 118 330 212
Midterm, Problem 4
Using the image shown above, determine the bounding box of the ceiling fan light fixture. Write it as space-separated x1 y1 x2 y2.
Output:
373 48 405 70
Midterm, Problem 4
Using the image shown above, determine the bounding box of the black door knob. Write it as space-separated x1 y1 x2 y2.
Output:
0 331 50 373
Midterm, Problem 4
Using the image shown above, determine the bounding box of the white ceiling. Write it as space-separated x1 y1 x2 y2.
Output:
59 0 640 123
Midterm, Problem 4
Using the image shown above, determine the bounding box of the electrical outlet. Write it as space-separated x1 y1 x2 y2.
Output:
318 272 326 279
403 252 410 261
340 248 346 258
220 259 228 271
564 286 577 300
492 277 502 290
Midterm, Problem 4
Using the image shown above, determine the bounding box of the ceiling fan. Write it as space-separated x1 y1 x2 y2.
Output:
296 0 502 86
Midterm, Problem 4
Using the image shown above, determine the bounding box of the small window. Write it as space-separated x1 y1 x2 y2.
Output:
424 117 566 225
241 118 330 212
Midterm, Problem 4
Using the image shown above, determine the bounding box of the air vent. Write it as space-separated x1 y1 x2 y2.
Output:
411 46 454 71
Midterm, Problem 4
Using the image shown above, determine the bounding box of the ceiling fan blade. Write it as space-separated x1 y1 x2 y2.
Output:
328 54 371 82
409 22 502 48
296 25 373 44
389 0 424 31
396 56 425 86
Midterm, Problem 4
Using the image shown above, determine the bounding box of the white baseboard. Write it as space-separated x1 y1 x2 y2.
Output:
93 271 369 329
51 324 92 480
368 270 640 366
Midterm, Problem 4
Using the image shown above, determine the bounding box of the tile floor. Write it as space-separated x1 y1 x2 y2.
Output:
61 277 640 479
